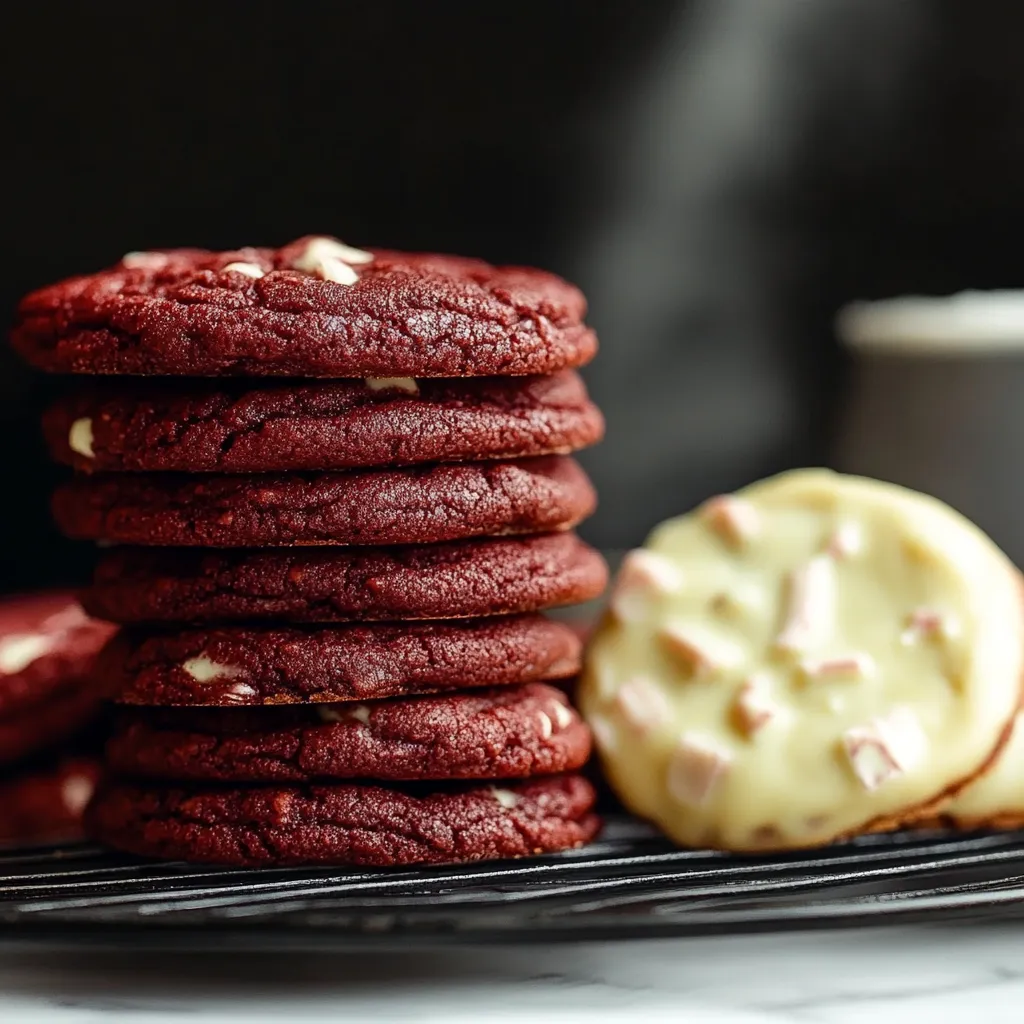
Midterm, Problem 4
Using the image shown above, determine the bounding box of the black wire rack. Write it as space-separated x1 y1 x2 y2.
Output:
3 815 1024 947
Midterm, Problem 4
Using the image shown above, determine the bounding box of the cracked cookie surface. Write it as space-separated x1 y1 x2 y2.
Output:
54 458 596 547
107 684 590 782
14 238 597 378
85 533 608 625
110 616 583 706
85 774 600 867
44 371 603 473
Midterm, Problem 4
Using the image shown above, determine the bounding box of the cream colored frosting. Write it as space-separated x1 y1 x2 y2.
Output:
579 469 1023 850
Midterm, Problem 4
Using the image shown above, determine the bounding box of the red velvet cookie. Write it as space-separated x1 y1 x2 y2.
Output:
0 594 116 763
110 616 582 706
0 758 101 845
106 684 590 783
13 238 597 378
52 458 596 548
0 592 116 719
85 774 600 867
43 371 603 474
84 533 608 625
0 681 110 766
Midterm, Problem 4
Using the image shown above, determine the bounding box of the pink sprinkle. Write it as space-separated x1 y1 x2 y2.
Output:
610 550 682 622
658 625 740 678
843 708 925 791
825 521 863 559
615 676 672 733
901 607 958 645
776 556 835 653
800 653 876 681
666 735 732 806
733 676 777 736
702 496 761 547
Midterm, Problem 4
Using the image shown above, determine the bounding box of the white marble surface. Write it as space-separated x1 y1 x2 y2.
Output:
3 923 1024 1022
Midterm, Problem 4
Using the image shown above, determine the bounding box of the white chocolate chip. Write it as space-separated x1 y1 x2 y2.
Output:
122 251 169 269
349 704 372 725
615 675 672 733
775 556 836 653
317 704 371 725
221 261 265 279
658 622 743 679
666 734 733 806
40 603 89 634
535 710 553 739
800 652 877 682
826 521 864 559
317 258 359 285
180 656 244 683
732 675 777 736
222 682 258 702
61 774 95 815
491 788 519 809
701 495 761 547
900 607 961 646
610 549 683 624
293 237 374 268
550 701 574 730
843 707 925 791
291 237 372 286
365 377 420 394
69 418 95 459
0 634 54 675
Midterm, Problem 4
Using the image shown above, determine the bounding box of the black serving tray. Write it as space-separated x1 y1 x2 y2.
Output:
3 815 1024 948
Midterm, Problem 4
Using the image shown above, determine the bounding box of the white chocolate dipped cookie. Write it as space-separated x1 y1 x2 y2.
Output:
944 717 1024 829
579 469 1024 851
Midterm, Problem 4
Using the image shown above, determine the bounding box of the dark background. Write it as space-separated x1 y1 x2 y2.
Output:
5 0 1024 592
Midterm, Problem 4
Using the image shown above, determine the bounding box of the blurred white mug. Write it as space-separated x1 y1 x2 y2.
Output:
834 291 1024 564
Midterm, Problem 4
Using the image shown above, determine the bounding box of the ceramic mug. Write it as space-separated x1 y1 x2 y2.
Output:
834 291 1024 565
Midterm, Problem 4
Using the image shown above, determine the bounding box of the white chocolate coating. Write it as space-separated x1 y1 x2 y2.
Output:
946 712 1024 824
579 469 1023 850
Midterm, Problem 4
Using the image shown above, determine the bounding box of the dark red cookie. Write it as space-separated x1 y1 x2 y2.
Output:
84 533 608 625
0 681 109 766
85 774 600 867
13 238 597 378
0 758 101 845
106 684 590 783
43 371 603 474
0 593 116 718
53 458 596 548
110 616 582 706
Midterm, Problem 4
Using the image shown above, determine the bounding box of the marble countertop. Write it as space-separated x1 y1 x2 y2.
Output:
4 923 1024 1022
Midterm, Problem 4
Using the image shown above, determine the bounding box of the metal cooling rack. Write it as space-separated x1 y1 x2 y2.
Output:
3 815 1024 947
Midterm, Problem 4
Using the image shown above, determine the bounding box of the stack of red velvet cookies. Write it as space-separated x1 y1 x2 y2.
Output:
13 237 607 867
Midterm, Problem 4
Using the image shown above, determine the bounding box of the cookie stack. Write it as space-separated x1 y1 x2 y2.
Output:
0 592 114 845
13 237 607 867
